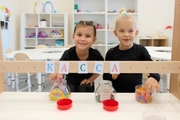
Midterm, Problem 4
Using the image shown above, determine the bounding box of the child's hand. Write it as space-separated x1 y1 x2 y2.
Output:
49 73 63 81
80 79 93 86
112 74 119 80
144 77 160 94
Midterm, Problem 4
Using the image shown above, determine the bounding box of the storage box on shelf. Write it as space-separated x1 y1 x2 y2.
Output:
73 0 138 57
21 13 68 49
139 36 168 46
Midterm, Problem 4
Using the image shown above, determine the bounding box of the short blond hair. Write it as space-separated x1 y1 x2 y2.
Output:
115 9 138 29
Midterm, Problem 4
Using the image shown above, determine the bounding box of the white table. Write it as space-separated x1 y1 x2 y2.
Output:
146 46 172 52
3 48 68 92
146 46 172 61
3 48 68 60
0 92 179 120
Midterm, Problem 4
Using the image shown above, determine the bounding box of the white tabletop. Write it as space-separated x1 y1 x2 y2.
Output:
3 48 68 60
145 46 172 52
145 46 172 61
0 92 179 120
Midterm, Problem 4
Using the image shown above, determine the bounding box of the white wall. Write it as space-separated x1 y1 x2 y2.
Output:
138 0 175 36
0 0 20 50
0 0 176 50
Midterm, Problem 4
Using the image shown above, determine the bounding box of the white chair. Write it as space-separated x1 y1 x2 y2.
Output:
14 53 34 92
65 44 73 48
35 45 48 83
5 48 12 86
35 44 48 49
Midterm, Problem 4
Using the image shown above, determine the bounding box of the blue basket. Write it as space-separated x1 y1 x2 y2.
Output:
55 39 64 46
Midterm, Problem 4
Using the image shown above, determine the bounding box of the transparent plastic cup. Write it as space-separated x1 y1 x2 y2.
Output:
142 112 166 120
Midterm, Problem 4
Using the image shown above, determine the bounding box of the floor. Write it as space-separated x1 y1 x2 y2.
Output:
4 73 169 93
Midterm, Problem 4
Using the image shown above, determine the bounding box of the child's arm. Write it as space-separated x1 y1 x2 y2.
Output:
112 74 119 80
80 73 99 86
144 77 160 94
88 73 99 83
140 46 161 93
49 73 64 82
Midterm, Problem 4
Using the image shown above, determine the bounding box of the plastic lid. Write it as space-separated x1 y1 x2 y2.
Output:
142 112 166 120
103 99 119 111
57 98 72 110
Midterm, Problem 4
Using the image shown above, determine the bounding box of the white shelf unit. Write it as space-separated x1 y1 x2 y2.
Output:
73 0 138 56
21 13 68 49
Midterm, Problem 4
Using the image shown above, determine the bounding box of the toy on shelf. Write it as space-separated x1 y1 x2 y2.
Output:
51 29 63 38
38 31 48 38
0 6 11 21
107 10 117 13
99 10 105 12
26 32 36 38
49 78 71 101
96 23 102 29
74 4 78 12
55 39 64 46
127 9 135 13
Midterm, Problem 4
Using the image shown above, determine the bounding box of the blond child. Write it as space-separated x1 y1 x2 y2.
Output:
103 10 160 94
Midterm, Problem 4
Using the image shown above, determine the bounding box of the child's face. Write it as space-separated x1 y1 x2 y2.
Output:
73 26 96 51
114 19 138 49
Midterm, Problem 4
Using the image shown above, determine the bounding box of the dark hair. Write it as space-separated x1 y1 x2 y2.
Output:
74 20 96 37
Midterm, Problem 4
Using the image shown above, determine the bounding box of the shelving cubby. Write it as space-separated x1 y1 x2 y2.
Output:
21 13 68 49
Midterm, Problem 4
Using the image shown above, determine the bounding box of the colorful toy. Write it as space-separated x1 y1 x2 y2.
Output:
0 6 11 21
135 85 152 103
55 39 64 46
51 29 63 38
127 9 135 13
97 23 101 29
38 31 48 38
26 32 36 38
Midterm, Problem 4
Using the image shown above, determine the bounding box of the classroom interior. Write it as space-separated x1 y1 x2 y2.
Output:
1 0 180 120
0 0 176 93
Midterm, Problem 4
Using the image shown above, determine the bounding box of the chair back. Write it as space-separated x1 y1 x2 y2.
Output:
65 44 73 48
6 48 12 53
35 45 48 49
14 53 29 61
14 53 34 74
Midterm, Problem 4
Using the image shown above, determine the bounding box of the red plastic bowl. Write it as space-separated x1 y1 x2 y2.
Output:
57 98 72 110
103 99 119 111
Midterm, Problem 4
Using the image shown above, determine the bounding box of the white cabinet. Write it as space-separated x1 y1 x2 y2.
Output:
159 29 173 47
21 13 68 49
73 0 138 56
